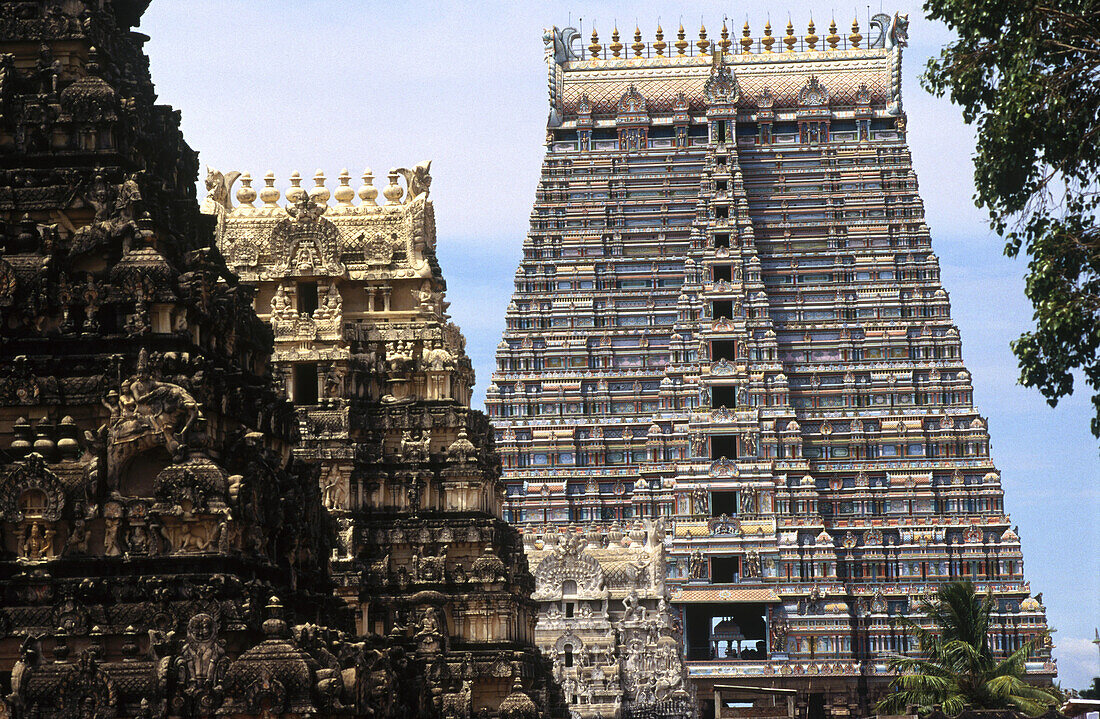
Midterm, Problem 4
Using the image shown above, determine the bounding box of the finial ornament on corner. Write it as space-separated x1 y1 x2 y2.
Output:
544 26 582 64
396 161 432 203
869 12 909 50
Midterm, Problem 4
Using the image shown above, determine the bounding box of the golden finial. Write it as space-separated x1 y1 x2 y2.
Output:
763 20 775 52
675 23 689 55
741 20 754 53
589 28 601 59
632 25 645 57
783 19 797 51
697 23 710 55
610 26 623 58
719 22 732 53
827 18 840 50
654 24 667 56
806 18 819 50
849 18 862 48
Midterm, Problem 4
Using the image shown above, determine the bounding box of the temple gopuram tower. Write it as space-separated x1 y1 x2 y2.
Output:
491 18 1054 718
0 2 556 718
0 0 355 716
207 164 558 716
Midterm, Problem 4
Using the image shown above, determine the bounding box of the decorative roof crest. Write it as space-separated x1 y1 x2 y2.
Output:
856 82 872 105
703 52 739 105
617 84 647 115
758 86 775 109
286 194 326 224
798 75 829 106
577 93 592 115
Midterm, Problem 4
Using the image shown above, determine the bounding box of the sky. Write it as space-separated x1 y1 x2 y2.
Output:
139 1 1099 690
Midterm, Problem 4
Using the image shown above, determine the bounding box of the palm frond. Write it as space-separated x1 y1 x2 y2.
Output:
877 581 1054 717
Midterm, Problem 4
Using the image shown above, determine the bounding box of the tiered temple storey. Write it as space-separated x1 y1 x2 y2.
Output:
489 17 1054 717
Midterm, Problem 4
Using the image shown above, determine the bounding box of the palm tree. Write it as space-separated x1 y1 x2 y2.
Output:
877 581 1058 716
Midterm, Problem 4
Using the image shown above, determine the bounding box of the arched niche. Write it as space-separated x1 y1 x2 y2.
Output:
118 447 172 498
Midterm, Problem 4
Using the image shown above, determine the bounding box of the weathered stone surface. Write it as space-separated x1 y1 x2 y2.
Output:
0 3 558 717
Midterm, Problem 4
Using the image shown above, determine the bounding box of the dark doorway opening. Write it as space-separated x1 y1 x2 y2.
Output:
298 281 318 315
683 601 768 660
294 363 318 405
712 340 736 361
808 694 826 719
711 491 737 516
711 555 741 583
711 434 738 460
712 385 736 408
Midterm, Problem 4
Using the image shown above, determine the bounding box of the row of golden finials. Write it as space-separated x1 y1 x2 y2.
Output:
586 18 871 58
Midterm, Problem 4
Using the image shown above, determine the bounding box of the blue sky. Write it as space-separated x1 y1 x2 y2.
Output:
140 1 1099 689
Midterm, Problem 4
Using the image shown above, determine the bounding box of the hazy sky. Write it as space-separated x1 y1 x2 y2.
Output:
140 1 1099 689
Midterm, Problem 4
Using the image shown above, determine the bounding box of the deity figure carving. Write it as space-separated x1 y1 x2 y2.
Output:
320 467 348 510
741 487 757 514
271 196 343 275
621 589 644 622
691 488 708 515
414 607 445 653
173 613 227 715
65 517 89 555
103 516 123 557
21 521 54 560
102 350 203 486
743 550 761 579
769 613 789 654
688 550 707 580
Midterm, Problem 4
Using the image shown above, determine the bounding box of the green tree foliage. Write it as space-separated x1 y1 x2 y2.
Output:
921 1 1100 437
1081 677 1100 699
877 581 1058 716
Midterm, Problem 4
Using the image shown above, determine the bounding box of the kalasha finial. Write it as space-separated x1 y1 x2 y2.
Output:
359 168 378 206
741 20 754 53
675 23 688 55
850 18 862 48
309 169 329 204
806 18 819 50
654 24 667 56
763 20 775 52
610 26 622 58
335 168 355 206
719 22 731 53
827 18 840 50
697 23 710 55
632 25 644 57
260 172 279 207
589 28 601 59
286 171 306 204
784 19 797 51
383 169 403 204
236 172 256 207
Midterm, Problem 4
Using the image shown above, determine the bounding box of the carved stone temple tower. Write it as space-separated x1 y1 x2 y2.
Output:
0 2 556 719
0 0 351 716
489 19 1055 719
206 165 559 715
